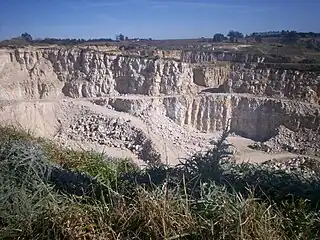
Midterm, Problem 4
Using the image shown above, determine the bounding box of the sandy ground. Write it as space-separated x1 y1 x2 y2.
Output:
228 136 299 163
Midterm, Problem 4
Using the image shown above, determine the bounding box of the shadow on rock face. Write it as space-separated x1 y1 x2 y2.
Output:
200 87 222 93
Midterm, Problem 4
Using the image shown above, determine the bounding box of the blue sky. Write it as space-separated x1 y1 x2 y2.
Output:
0 0 319 40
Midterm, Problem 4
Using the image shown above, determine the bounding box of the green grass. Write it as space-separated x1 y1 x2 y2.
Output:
1 126 320 239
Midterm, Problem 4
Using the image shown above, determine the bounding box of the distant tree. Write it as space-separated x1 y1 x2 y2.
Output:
116 33 125 41
280 30 288 37
213 33 225 42
125 36 129 40
281 30 299 44
227 30 244 43
306 32 320 38
21 32 33 42
254 35 263 43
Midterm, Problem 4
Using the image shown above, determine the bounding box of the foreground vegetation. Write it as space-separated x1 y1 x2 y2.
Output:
1 127 320 239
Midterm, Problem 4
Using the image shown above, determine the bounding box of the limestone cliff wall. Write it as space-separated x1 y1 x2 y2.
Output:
0 47 319 104
166 95 320 141
1 46 319 142
154 50 182 60
193 63 231 87
106 94 320 141
0 48 199 100
229 64 320 104
192 63 320 104
181 50 265 63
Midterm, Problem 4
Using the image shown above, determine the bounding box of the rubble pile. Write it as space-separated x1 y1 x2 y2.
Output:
249 125 320 156
138 109 218 157
262 156 320 176
67 113 161 164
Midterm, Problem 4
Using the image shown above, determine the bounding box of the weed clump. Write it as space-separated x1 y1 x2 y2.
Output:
1 126 320 239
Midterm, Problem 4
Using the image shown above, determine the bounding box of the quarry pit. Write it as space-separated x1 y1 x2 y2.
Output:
0 46 319 165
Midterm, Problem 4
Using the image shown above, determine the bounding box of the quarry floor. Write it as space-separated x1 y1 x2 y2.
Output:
0 92 316 166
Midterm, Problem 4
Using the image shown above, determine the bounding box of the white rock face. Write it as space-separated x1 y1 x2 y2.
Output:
0 48 199 100
0 47 319 104
106 94 320 141
0 47 319 162
181 50 265 63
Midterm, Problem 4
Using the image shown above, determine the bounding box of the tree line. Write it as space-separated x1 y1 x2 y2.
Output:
0 32 153 47
211 30 320 44
1 30 320 49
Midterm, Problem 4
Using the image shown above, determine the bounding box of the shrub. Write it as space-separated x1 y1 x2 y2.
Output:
1 126 320 239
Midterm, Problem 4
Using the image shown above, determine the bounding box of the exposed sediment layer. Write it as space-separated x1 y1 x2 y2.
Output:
0 48 319 104
97 94 320 142
181 50 265 63
196 63 320 104
0 48 197 100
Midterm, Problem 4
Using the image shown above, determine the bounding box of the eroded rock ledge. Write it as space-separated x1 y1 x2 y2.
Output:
92 94 320 141
0 47 319 104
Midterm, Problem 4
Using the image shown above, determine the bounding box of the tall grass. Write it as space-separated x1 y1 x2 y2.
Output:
1 126 320 239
